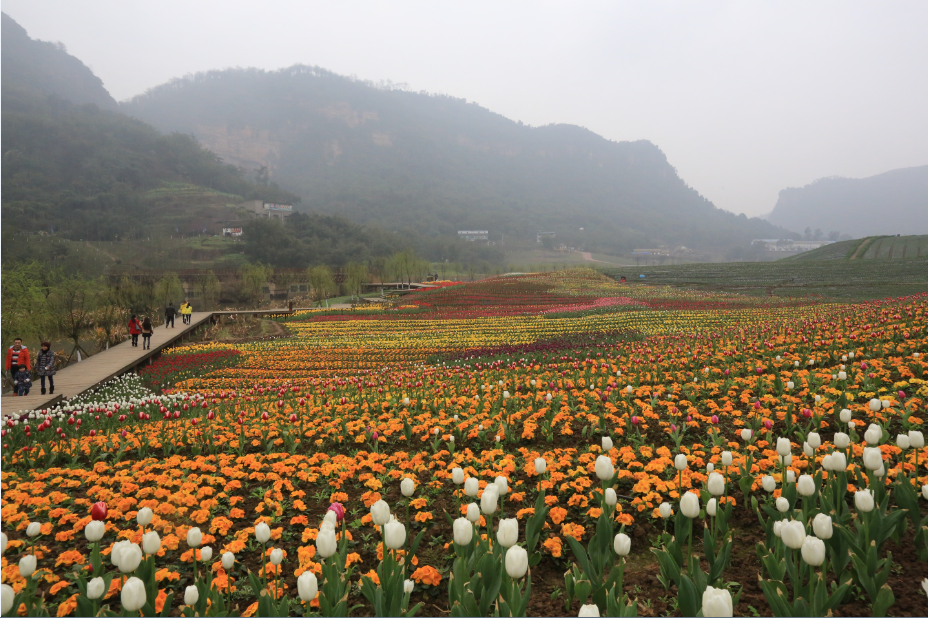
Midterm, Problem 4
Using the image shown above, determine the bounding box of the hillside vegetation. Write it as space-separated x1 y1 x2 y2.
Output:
781 235 928 262
123 65 794 256
766 166 928 238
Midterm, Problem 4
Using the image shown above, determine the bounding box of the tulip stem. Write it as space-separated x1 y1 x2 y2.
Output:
686 517 693 575
404 500 411 580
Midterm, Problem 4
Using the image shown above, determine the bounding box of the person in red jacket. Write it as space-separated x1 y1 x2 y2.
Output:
6 338 30 376
128 315 142 347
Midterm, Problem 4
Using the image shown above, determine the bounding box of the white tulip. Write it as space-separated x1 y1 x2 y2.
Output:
602 436 613 451
897 434 911 450
137 507 153 527
298 571 318 601
604 488 617 507
453 517 473 546
118 544 143 573
316 528 337 558
121 577 147 612
200 546 213 562
659 502 672 518
707 463 714 473
786 470 795 484
464 477 479 497
830 451 847 471
909 431 925 449
184 585 199 606
680 491 700 518
803 442 814 458
371 500 391 526
740 428 753 441
142 531 161 555
384 521 407 550
535 458 547 474
864 424 881 446
869 399 881 412
776 437 791 457
702 585 733 617
401 478 416 497
773 520 784 537
798 475 817 497
807 432 821 449
613 532 631 556
222 552 235 570
270 548 283 565
19 554 37 578
834 432 850 449
707 473 725 497
466 503 480 523
495 476 509 496
26 522 41 538
451 467 465 485
863 447 883 471
1 584 13 615
839 409 852 423
481 485 499 515
706 498 717 517
187 527 202 548
579 603 601 617
776 497 790 513
0 532 6 555
801 536 825 566
812 513 833 539
87 577 105 600
781 520 806 549
404 579 414 594
674 454 688 471
84 520 105 543
497 518 519 548
762 475 776 492
595 455 615 480
923 485 928 500
855 488 875 512
721 451 733 467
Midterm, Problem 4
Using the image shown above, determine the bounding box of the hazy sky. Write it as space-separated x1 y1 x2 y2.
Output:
4 1 927 217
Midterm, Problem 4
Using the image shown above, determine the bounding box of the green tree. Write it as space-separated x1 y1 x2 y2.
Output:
344 262 369 300
50 277 98 362
155 272 184 309
307 265 335 306
197 271 222 308
240 264 272 305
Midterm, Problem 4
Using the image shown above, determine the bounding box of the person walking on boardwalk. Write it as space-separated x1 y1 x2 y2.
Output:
35 342 56 395
13 364 31 396
128 315 142 347
180 300 193 325
141 317 154 349
5 338 30 380
165 302 177 328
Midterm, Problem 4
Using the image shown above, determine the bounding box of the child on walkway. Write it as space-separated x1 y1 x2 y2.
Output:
13 364 31 396
141 317 153 350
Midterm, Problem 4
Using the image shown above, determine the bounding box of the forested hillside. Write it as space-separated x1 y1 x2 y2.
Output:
767 166 928 238
124 65 793 254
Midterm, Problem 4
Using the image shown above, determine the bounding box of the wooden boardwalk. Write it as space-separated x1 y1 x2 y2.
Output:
1 309 296 416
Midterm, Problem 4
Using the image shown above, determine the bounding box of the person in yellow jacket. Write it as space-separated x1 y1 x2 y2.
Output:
180 300 193 325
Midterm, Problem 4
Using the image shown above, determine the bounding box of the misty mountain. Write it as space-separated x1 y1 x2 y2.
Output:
767 166 928 238
123 65 793 254
1 13 118 110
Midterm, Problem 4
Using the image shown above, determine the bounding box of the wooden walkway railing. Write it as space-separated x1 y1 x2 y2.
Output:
1 309 298 416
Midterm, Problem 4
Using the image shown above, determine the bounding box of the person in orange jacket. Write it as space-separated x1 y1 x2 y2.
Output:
6 338 30 376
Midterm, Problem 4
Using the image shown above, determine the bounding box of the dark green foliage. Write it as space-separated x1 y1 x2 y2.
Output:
123 64 795 253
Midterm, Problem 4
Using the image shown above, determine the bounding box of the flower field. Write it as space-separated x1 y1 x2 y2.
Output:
2 269 928 617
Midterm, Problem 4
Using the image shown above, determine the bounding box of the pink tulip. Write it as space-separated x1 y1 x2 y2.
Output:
328 503 346 521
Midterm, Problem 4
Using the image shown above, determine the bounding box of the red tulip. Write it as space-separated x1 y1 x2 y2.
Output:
91 501 108 521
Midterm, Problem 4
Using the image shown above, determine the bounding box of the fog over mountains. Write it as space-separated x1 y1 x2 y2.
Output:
766 166 928 238
122 66 793 254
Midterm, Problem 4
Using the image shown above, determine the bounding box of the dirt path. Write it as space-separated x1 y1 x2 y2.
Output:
581 251 609 263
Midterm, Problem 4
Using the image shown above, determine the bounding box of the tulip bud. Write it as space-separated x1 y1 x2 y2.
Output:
830 451 847 471
706 498 717 517
85 520 105 543
680 491 700 518
404 579 414 594
25 522 41 538
604 488 617 506
200 546 213 562
812 513 833 539
595 455 615 480
222 552 235 570
897 434 910 450
659 502 672 518
773 520 784 537
797 475 816 497
401 478 415 497
142 531 161 555
121 577 147 612
187 527 202 548
119 543 142 573
781 520 806 549
786 381 794 390
706 463 714 473
481 485 499 515
91 501 108 521
466 502 480 523
776 497 789 512
453 517 473 546
464 477 479 497
298 570 318 601
497 518 519 548
452 468 465 485
707 472 725 497
701 586 733 618
316 528 337 558
868 398 881 412
834 432 850 449
137 507 153 527
613 532 631 556
864 424 881 446
740 428 752 441
776 437 791 457
855 488 875 512
801 536 825 566
371 500 391 526
87 577 105 600
807 432 821 449
0 532 6 555
270 547 283 565
802 442 813 458
19 554 37 578
384 521 407 550
786 470 795 483
602 436 613 451
674 454 688 471
579 604 601 617
505 545 529 579
909 431 925 449
839 409 852 423
720 451 733 467
184 585 199 606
